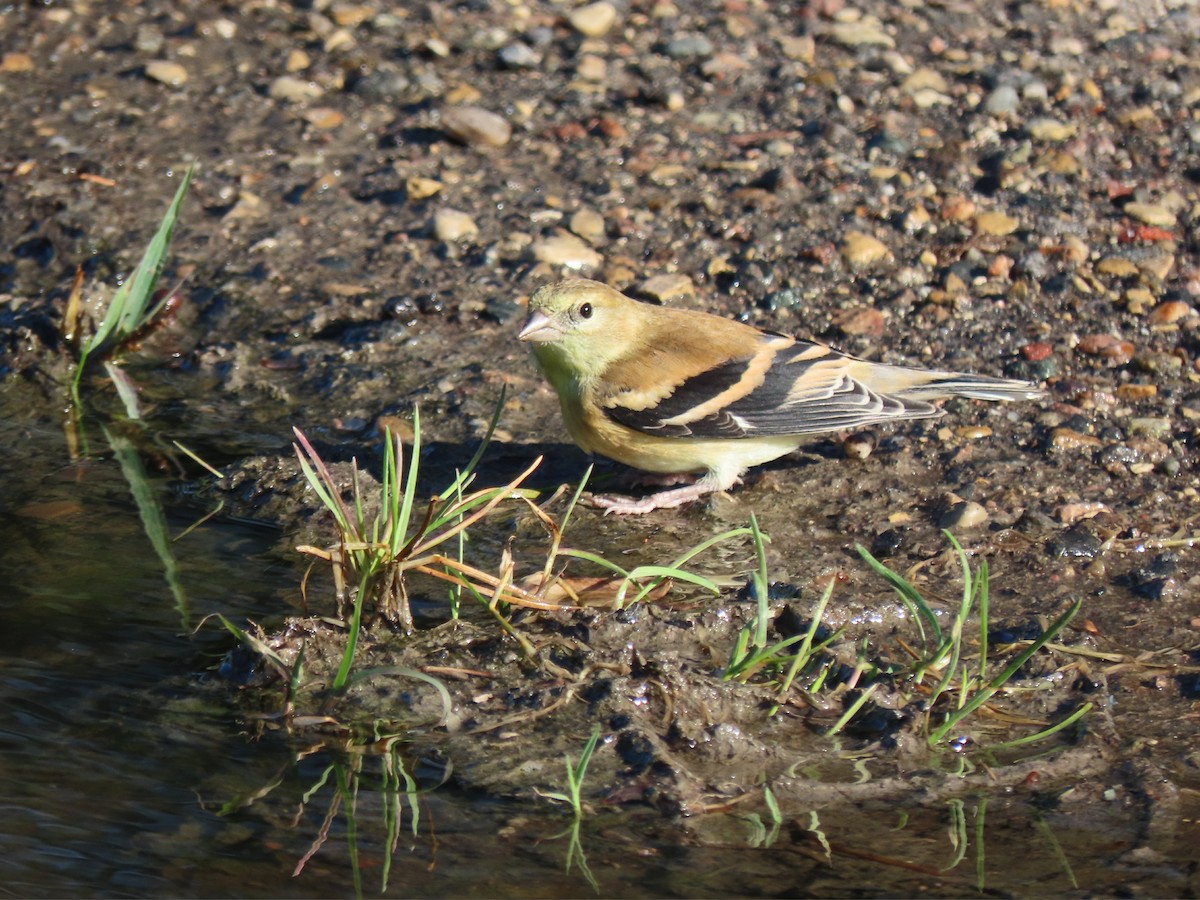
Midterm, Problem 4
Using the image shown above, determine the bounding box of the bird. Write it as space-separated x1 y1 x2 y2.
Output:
518 279 1044 515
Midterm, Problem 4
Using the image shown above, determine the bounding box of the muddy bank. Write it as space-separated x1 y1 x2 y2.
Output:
3 0 1200 892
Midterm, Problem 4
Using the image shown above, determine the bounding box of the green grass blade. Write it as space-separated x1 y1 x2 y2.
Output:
76 164 196 381
928 598 1083 746
856 543 941 648
827 682 879 736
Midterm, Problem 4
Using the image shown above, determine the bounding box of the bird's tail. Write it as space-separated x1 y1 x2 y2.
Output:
895 371 1045 403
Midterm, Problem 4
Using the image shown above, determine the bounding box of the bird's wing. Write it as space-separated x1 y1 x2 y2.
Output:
601 337 939 438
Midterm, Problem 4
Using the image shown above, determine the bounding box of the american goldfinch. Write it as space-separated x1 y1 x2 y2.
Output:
519 279 1044 515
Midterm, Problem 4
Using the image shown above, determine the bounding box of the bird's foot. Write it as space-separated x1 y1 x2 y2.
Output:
587 474 741 515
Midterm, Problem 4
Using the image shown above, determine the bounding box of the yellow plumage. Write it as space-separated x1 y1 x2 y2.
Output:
519 279 1043 514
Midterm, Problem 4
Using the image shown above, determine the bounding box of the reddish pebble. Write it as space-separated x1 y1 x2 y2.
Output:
1147 300 1195 325
1076 334 1134 363
1022 342 1053 361
1118 224 1175 243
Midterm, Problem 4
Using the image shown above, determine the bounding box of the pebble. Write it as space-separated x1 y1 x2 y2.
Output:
937 494 989 530
984 84 1020 117
531 232 603 271
666 34 714 59
406 176 442 200
638 273 694 302
1 52 35 73
1124 288 1155 314
286 49 310 72
1050 428 1102 451
1147 300 1196 325
575 54 607 82
569 208 606 244
1026 118 1076 142
974 211 1019 236
1076 334 1134 364
841 231 890 267
837 307 885 337
300 107 343 129
498 43 540 69
269 75 323 102
1047 524 1103 560
1138 255 1174 281
434 208 479 242
1056 502 1107 524
569 2 618 38
843 432 876 461
1123 202 1176 228
940 195 976 222
441 105 511 148
1128 417 1171 439
829 20 895 48
145 60 189 88
1115 384 1157 401
956 425 993 440
1096 256 1138 277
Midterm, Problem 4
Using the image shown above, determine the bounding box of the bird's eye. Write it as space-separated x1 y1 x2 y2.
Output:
579 302 593 319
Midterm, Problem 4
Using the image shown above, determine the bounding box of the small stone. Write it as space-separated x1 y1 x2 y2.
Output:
1096 257 1139 277
841 231 890 267
441 105 511 148
531 232 603 271
702 52 752 77
940 196 976 222
843 432 877 460
498 43 540 69
836 307 885 337
285 49 310 72
569 208 606 244
902 67 948 95
638 273 694 303
1026 118 1076 141
1147 300 1195 325
1056 502 1106 525
984 84 1020 117
1047 524 1103 560
1115 384 1157 401
1022 342 1053 362
665 33 714 59
779 34 815 64
1 52 35 73
1050 428 1102 451
269 75 323 102
956 426 993 440
145 60 188 87
569 2 618 38
1076 334 1134 364
331 4 374 26
1138 255 1174 281
300 107 343 129
937 494 989 530
1124 288 1155 315
974 211 1019 236
1128 417 1171 439
1123 203 1176 228
406 176 442 201
575 54 607 82
830 20 895 48
434 208 478 242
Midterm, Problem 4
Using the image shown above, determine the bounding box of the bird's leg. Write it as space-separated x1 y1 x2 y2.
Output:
589 472 740 515
620 470 698 490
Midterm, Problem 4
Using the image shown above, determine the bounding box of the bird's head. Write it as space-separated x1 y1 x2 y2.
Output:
518 279 642 376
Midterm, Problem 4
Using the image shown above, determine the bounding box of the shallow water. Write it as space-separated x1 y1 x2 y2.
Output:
1 393 1197 899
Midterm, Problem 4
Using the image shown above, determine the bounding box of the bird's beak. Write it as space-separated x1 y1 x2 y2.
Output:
518 309 560 343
